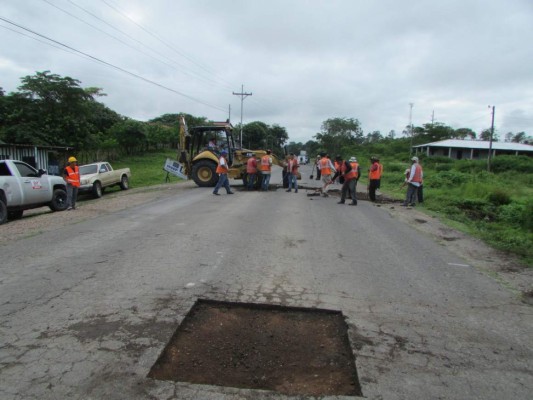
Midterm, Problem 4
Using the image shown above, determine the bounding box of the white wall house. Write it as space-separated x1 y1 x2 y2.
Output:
413 139 533 160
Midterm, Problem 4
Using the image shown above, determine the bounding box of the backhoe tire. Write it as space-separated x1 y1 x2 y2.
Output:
192 160 218 187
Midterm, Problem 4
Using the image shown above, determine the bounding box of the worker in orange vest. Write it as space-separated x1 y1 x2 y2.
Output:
260 150 273 191
286 153 299 193
318 152 336 196
213 150 234 195
376 156 383 190
368 156 381 202
245 156 258 191
63 156 80 210
331 155 360 205
402 156 423 206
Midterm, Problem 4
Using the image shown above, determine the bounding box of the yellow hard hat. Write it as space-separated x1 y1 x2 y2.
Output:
68 156 77 163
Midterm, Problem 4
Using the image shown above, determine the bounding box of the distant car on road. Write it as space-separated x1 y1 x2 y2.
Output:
79 162 131 198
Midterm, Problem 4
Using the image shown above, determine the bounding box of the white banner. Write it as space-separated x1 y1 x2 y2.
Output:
163 158 188 180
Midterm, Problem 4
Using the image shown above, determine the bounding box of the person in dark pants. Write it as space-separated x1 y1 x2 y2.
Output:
367 156 381 202
332 155 360 205
315 155 321 180
63 156 80 210
213 150 234 195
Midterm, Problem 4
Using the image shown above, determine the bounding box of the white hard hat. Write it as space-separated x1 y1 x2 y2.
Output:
349 157 357 162
411 156 419 162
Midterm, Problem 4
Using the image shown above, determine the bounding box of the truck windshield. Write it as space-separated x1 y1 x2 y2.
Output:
80 165 98 175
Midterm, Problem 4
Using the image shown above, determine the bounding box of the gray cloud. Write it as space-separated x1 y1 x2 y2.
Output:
1 0 532 143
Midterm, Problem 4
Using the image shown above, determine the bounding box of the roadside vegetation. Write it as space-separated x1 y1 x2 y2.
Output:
1 71 531 265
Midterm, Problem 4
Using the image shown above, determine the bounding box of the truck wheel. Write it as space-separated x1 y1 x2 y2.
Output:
8 210 23 220
120 175 129 190
93 181 103 198
192 160 218 187
0 199 7 224
49 189 68 211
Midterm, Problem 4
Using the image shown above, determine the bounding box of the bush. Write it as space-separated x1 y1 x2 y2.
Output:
454 159 486 174
426 170 469 188
451 198 493 220
491 155 533 174
435 164 452 172
498 203 526 227
488 189 511 206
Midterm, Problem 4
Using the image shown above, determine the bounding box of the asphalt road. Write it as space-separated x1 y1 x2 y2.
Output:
1 165 532 400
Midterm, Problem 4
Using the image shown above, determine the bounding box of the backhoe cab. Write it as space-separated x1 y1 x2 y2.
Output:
178 117 284 188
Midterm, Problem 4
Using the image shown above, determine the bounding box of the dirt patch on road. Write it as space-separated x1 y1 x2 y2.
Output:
148 299 361 397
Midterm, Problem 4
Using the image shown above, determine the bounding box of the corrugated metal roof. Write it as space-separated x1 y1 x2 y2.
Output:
413 139 533 152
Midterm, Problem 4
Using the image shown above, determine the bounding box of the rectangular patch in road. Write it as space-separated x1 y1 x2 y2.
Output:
148 299 362 397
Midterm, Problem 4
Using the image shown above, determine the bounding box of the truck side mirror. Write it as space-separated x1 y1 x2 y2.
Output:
38 169 46 177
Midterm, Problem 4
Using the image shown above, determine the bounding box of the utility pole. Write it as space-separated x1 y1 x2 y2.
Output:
228 104 231 122
409 103 414 154
431 110 435 127
232 85 252 148
487 105 495 172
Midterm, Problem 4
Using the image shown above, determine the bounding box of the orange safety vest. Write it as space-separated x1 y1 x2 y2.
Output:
216 156 229 174
288 159 299 174
246 157 257 174
343 162 359 180
320 157 332 176
65 166 80 187
411 164 423 183
260 155 271 172
369 162 381 180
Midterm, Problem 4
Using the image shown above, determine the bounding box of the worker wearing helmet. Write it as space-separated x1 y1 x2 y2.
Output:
402 156 423 207
63 156 80 210
213 150 234 195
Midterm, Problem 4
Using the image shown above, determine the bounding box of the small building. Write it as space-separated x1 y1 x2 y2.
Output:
413 139 533 160
0 143 74 175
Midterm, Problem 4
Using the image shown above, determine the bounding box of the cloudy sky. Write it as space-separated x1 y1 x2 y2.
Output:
1 0 532 143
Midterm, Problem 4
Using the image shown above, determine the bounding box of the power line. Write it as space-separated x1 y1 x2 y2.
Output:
100 0 235 90
59 0 230 90
0 16 227 112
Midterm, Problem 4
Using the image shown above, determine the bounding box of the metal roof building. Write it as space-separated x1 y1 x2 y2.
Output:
0 143 74 175
413 139 533 160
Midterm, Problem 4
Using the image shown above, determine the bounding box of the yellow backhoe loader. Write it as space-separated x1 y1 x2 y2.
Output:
177 116 286 188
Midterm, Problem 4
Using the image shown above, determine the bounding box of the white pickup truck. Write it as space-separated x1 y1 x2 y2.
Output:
0 160 68 224
79 162 131 198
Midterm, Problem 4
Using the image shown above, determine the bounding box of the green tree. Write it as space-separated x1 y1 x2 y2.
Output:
480 128 499 141
109 119 147 154
268 124 289 149
314 117 363 155
365 130 383 143
455 128 476 140
0 71 119 150
242 121 269 150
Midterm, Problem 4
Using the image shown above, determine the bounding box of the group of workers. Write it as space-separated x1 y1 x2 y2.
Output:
213 149 424 207
213 149 281 195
